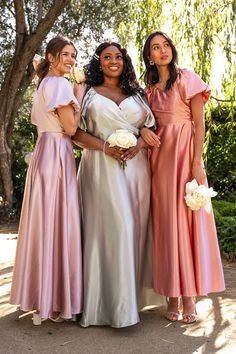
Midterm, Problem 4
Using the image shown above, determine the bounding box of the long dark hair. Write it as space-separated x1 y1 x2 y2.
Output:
36 36 77 87
142 31 179 91
85 42 144 96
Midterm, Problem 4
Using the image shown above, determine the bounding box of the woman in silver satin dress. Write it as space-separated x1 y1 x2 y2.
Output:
73 42 163 327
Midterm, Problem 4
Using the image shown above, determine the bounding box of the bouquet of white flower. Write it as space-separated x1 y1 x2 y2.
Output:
107 129 137 169
65 66 86 84
184 179 217 213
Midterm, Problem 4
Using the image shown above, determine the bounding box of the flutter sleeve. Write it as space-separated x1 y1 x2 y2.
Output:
42 77 80 112
135 93 157 129
178 69 211 104
79 88 96 131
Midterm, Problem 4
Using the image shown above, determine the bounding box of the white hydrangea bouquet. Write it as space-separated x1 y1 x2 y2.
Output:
184 179 217 213
107 129 137 169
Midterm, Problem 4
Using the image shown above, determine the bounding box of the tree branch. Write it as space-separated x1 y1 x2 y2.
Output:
38 0 43 22
210 96 236 102
14 0 26 35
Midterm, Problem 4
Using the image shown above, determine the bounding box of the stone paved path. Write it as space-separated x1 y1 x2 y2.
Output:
0 224 235 354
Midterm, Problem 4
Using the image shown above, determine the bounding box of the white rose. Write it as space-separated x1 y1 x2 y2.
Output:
185 179 217 212
186 179 198 194
192 189 208 206
208 187 217 198
184 195 201 210
108 129 137 149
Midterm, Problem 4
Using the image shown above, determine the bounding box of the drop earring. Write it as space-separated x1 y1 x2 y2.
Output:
49 61 54 71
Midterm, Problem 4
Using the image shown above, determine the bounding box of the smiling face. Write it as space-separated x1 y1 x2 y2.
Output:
99 45 124 79
48 44 77 76
149 35 173 67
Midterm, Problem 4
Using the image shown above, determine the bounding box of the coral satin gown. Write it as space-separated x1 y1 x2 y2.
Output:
145 69 225 297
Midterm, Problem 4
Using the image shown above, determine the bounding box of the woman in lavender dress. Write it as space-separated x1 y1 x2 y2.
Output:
10 36 83 325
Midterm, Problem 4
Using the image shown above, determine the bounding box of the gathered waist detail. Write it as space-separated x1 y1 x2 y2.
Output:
157 117 192 126
38 131 69 139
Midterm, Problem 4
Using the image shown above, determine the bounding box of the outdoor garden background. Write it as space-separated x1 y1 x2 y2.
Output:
0 0 235 261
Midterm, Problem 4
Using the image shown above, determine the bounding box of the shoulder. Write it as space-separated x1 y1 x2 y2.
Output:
178 68 201 82
144 85 155 94
41 76 71 92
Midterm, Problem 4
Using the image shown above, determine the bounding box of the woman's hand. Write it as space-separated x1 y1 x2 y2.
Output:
192 160 206 185
119 137 145 161
73 83 87 106
104 143 124 161
140 127 161 147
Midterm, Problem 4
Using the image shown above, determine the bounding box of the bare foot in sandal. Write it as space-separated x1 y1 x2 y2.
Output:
165 297 180 322
182 296 197 324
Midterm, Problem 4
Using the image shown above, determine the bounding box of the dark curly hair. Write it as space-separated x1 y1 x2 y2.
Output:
142 31 179 91
85 42 144 96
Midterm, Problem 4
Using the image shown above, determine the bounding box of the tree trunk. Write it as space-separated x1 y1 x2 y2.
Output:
0 0 70 214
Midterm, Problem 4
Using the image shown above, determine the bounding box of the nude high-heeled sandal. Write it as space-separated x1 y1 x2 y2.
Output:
165 297 180 322
182 296 197 324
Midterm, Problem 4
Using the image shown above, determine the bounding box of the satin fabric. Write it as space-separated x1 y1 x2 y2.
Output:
146 69 225 297
78 88 165 328
10 77 83 319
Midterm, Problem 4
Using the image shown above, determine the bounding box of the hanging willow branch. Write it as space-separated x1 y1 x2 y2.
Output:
210 96 236 102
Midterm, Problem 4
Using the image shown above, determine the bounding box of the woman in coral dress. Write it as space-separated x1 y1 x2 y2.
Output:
10 36 83 324
141 31 225 323
73 42 164 328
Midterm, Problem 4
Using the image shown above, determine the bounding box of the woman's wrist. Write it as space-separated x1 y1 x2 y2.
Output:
137 136 146 149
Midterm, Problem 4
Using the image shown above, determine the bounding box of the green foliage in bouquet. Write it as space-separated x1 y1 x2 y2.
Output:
213 197 236 261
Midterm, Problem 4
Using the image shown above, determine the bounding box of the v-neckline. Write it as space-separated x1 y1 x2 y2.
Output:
92 87 131 107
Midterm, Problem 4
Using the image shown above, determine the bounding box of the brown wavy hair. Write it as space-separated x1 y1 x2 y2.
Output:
36 36 77 87
142 31 179 91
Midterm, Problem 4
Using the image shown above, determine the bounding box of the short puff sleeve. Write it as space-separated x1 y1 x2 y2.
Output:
42 77 80 112
178 69 211 104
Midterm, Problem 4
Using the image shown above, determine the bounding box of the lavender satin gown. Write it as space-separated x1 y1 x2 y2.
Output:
10 77 83 319
78 88 165 327
146 69 225 297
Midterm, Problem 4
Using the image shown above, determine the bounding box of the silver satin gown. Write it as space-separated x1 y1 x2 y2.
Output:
78 88 164 327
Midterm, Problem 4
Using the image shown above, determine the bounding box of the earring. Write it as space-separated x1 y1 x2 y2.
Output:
99 66 102 71
149 60 154 66
49 61 53 70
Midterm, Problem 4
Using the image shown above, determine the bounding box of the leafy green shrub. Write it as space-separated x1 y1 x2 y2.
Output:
204 102 236 198
12 86 37 213
213 207 222 224
212 200 236 217
213 196 236 261
217 216 236 261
